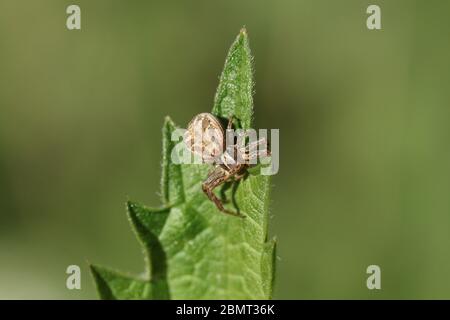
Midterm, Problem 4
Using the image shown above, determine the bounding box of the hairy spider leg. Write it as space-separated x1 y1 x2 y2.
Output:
238 137 271 164
201 165 245 217
227 116 234 130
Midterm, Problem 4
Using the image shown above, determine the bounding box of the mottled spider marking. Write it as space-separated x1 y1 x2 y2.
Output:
184 113 224 164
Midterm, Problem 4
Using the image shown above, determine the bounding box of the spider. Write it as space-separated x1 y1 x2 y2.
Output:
184 113 269 217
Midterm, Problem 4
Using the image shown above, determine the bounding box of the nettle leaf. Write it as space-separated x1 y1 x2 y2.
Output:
90 28 276 300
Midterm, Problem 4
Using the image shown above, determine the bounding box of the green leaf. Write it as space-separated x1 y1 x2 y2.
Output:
89 265 152 300
212 28 254 129
90 28 276 300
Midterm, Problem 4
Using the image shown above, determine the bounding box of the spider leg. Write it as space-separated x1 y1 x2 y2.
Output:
238 138 271 165
248 137 270 154
202 167 244 218
219 181 233 203
227 116 234 130
233 170 247 181
234 172 246 181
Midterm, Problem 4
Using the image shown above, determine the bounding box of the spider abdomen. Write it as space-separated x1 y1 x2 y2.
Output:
184 113 224 164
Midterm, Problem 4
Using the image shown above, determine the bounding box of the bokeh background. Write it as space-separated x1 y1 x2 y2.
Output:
1 0 449 299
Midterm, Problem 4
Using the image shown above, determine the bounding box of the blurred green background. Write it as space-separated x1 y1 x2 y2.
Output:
1 0 450 299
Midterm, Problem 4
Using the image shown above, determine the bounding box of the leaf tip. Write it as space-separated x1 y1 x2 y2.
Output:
235 27 250 50
88 262 99 278
126 199 136 212
163 116 176 129
89 263 115 300
88 263 107 283
126 200 141 230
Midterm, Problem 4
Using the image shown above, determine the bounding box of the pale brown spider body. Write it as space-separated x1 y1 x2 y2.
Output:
185 113 268 217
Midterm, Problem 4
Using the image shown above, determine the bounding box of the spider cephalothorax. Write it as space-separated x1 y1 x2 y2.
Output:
184 113 269 217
